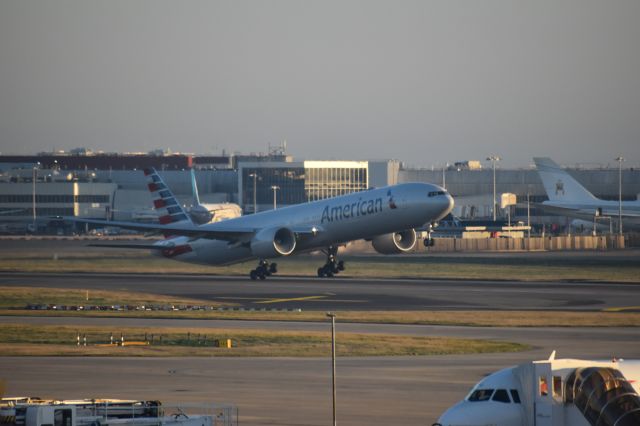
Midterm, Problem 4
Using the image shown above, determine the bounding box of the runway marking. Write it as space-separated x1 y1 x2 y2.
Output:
255 295 328 304
603 306 640 312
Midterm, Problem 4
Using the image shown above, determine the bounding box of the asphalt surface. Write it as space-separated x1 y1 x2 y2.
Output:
1 326 639 426
1 244 640 425
1 271 639 311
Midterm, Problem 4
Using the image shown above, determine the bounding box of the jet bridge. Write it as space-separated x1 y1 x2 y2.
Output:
565 367 640 426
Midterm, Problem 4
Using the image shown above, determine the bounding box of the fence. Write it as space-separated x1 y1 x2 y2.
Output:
423 235 626 252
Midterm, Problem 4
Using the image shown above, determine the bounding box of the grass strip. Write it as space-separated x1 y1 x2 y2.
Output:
2 308 639 327
1 251 639 282
1 287 639 327
0 286 233 309
0 324 527 357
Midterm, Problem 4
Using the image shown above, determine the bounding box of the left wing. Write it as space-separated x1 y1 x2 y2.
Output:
66 217 324 243
65 217 256 242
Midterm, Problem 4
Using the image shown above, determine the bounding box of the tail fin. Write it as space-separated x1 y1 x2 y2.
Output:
190 168 201 206
143 168 193 225
533 157 598 203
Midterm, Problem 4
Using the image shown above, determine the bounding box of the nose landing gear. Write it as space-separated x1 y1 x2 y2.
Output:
250 260 278 280
317 246 345 278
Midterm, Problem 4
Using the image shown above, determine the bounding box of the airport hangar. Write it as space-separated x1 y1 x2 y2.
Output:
1 151 639 234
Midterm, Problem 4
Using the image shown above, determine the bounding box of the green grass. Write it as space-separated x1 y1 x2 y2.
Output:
0 323 528 357
0 286 233 309
2 287 639 327
1 249 639 282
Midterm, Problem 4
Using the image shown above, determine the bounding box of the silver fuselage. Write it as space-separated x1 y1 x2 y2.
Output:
154 182 453 265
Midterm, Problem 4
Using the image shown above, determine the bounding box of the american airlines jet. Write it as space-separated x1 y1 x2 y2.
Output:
74 168 454 279
534 157 640 230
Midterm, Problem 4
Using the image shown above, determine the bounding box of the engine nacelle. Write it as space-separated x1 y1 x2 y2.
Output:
250 227 297 258
371 229 417 254
188 205 213 225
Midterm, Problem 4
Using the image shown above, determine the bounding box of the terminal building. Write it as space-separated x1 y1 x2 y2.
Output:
0 150 639 234
238 160 399 213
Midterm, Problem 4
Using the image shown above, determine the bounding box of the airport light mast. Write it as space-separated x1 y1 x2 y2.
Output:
271 185 280 210
615 156 624 235
32 162 40 233
486 156 501 222
248 173 258 214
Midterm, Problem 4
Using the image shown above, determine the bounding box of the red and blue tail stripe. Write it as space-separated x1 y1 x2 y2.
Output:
144 168 191 226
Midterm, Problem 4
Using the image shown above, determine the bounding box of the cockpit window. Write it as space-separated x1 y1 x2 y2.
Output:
428 190 447 197
510 389 521 403
468 389 494 402
492 389 510 403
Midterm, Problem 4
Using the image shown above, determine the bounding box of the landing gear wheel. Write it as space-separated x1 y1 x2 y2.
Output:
317 246 343 278
250 259 277 280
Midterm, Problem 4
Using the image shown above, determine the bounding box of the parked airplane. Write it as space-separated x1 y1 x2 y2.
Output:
533 157 640 230
435 351 640 426
186 168 241 224
73 168 454 279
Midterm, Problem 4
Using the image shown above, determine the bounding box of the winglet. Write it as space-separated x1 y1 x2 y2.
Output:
548 350 557 361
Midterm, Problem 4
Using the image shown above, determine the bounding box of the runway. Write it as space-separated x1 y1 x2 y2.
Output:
2 271 639 425
1 271 639 311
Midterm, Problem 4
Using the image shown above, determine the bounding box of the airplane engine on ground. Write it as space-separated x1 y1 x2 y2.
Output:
250 227 297 258
371 229 417 254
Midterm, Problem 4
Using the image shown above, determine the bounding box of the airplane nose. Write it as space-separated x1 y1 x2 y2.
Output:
445 193 454 214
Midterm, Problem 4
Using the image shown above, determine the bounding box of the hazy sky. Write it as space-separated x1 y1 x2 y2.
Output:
1 1 639 167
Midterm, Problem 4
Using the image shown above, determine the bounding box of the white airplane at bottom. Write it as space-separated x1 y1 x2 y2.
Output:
71 168 454 279
435 351 640 426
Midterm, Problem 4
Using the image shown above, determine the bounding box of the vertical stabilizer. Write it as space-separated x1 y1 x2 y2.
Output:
533 157 598 203
190 168 201 206
143 168 192 225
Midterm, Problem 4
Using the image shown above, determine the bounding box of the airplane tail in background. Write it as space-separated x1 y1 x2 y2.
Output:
190 168 201 206
533 157 598 203
143 168 192 225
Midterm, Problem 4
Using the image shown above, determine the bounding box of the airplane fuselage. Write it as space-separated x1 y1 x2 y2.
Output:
154 182 453 266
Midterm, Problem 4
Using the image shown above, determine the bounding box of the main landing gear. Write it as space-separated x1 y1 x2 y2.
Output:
250 260 277 280
423 233 435 247
317 246 345 278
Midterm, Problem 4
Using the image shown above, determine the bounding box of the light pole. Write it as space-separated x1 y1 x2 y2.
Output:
615 157 624 235
442 163 448 190
270 185 280 210
248 173 258 214
32 162 40 233
326 312 337 426
486 156 501 222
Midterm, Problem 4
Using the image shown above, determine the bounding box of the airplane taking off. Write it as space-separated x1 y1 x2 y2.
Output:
533 157 640 230
435 352 640 426
73 168 454 279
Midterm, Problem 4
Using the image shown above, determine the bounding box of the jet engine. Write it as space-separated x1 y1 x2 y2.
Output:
250 227 297 258
371 229 417 254
188 205 213 225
